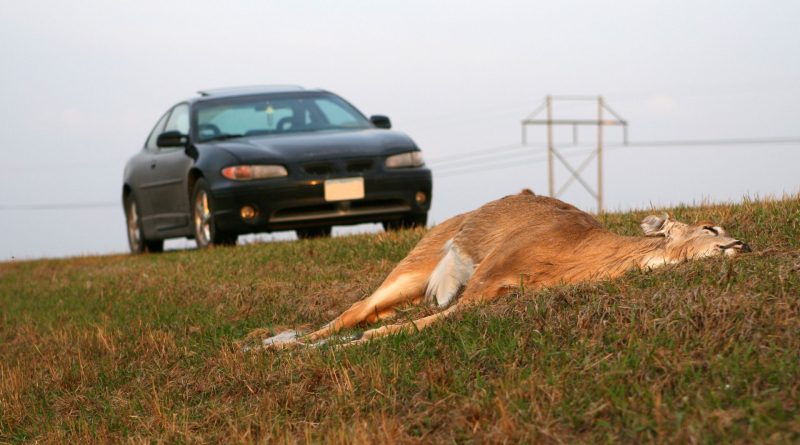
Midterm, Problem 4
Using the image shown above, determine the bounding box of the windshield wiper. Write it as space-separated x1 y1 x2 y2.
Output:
201 133 246 142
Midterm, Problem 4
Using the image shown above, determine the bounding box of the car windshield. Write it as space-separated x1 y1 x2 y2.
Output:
194 93 372 142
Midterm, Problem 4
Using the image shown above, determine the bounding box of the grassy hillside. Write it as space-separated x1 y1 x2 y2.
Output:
1 196 799 443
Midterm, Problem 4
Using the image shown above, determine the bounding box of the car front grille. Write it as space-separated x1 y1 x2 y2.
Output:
302 158 375 177
303 162 334 176
346 159 373 173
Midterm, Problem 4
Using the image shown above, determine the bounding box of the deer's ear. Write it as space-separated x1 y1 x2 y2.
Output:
641 213 671 236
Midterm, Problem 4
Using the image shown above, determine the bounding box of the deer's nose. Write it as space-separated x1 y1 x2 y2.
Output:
730 240 752 253
718 240 751 253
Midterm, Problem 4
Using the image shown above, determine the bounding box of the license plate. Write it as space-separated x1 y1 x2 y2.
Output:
324 177 365 201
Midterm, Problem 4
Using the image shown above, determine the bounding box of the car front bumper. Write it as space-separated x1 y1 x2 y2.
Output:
210 168 432 233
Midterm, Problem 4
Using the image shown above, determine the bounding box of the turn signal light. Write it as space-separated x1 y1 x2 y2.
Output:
221 164 288 180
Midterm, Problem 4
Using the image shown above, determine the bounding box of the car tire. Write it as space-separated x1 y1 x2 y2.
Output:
125 194 164 254
382 213 428 231
296 226 332 240
192 178 237 248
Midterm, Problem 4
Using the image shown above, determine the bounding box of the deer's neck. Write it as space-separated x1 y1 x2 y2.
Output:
580 231 674 278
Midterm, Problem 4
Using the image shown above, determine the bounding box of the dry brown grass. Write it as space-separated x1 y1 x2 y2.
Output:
1 196 799 443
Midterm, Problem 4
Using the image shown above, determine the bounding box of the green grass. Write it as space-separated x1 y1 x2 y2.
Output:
1 196 799 443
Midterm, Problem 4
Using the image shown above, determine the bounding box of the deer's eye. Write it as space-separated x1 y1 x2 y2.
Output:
703 226 719 235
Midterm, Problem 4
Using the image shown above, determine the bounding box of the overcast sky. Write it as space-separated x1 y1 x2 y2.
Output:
1 0 799 260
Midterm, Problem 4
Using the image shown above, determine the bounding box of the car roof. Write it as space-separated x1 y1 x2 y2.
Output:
197 85 306 98
186 85 334 106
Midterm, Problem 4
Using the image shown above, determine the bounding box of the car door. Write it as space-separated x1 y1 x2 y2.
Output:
148 103 194 233
133 110 170 228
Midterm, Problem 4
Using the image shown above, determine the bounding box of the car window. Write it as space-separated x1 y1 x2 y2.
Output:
314 98 364 127
195 93 371 141
203 103 294 137
164 103 190 135
145 111 170 149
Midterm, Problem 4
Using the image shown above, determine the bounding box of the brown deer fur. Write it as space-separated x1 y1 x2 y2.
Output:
260 189 750 349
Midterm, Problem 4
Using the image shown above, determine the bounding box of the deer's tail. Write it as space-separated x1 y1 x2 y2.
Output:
425 239 475 307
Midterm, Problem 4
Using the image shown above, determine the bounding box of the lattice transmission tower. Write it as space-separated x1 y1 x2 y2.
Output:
521 96 628 213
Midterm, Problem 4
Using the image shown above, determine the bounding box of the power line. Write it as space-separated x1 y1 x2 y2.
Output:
437 135 800 179
426 143 531 164
430 146 534 170
3 136 799 208
0 201 118 211
435 147 597 178
615 136 800 147
435 155 549 178
428 143 594 170
431 147 595 173
429 136 800 171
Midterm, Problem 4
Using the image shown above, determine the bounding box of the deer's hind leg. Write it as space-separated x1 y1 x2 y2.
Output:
340 301 465 346
334 250 520 347
259 267 431 349
260 215 468 349
299 270 430 344
334 257 523 347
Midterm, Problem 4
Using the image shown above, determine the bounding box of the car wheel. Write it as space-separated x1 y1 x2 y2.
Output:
125 194 164 254
382 213 428 232
296 226 332 240
192 178 237 248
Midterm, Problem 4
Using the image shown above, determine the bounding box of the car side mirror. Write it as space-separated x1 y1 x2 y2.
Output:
370 115 391 129
184 143 198 159
156 131 189 148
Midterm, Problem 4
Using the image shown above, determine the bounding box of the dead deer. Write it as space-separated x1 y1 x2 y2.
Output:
259 189 750 349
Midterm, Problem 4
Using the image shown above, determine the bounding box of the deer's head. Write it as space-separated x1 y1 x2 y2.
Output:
640 213 751 261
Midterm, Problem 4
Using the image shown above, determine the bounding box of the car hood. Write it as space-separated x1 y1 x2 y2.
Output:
199 129 419 163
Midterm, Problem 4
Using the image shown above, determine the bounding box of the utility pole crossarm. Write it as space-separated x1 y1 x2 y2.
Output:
521 119 626 126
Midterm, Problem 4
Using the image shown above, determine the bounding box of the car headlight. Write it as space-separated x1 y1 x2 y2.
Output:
385 151 424 169
221 164 288 180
